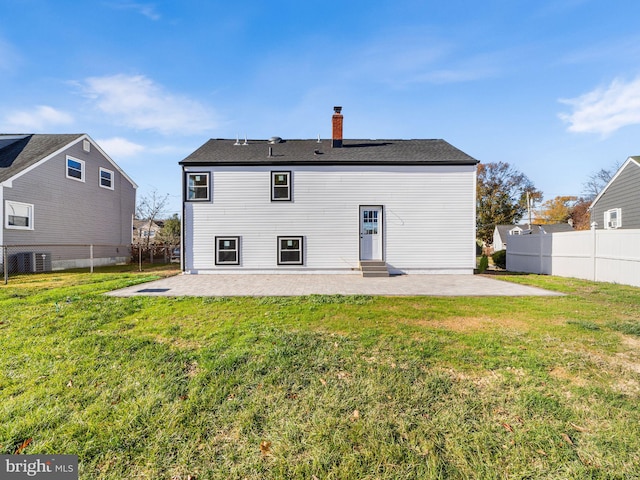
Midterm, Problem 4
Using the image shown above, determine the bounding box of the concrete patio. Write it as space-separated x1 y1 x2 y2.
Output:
106 273 563 297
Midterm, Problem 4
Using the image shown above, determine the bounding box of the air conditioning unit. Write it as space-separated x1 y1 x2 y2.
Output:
33 252 52 272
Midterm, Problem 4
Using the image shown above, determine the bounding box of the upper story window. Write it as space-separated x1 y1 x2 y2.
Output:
186 172 210 201
271 171 291 201
66 156 85 182
604 208 622 229
99 167 114 190
5 200 34 230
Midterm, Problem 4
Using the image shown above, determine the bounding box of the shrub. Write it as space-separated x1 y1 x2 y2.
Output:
478 255 489 273
492 250 506 269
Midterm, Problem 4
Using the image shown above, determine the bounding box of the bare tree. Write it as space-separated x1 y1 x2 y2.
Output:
582 162 620 201
136 190 170 250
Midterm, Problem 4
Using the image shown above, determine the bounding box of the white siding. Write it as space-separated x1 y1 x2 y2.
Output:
184 165 476 274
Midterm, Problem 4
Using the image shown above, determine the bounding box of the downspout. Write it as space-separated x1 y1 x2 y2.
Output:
181 167 186 272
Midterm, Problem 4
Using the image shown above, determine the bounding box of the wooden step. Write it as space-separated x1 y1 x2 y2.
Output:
360 260 390 277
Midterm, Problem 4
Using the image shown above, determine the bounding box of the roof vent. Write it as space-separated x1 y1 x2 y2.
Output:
268 136 283 144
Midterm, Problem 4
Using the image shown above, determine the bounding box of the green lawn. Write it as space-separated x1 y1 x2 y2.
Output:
1 266 639 479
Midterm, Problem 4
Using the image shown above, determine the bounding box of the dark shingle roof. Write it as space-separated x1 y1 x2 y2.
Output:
180 139 478 166
0 134 83 182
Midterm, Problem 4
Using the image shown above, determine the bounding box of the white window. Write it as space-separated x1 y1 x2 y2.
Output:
66 156 85 182
604 208 622 229
278 236 303 265
186 172 210 201
99 167 114 190
271 171 291 201
216 237 240 265
5 200 34 230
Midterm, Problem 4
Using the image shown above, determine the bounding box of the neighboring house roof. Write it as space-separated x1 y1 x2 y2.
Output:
589 156 640 210
494 223 574 244
0 133 138 187
180 139 479 166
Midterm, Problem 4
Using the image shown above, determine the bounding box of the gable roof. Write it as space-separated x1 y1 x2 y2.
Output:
0 133 137 188
0 134 83 182
589 156 640 210
180 139 479 166
494 223 574 242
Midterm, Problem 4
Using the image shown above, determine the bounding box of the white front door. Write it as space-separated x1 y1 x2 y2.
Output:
360 206 383 260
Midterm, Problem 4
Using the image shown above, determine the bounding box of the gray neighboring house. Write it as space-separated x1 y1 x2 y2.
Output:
589 156 640 230
492 223 574 252
1 134 137 271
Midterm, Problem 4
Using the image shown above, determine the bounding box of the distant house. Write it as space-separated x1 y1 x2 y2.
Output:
589 156 640 230
133 219 164 245
179 107 479 276
1 134 137 271
493 223 574 252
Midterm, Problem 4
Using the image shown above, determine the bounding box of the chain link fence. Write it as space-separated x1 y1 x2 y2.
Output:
1 244 132 283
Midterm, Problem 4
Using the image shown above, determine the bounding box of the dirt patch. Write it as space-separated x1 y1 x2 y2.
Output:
404 315 531 333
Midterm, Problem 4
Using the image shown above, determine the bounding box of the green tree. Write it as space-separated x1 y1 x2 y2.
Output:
157 213 180 248
476 162 542 244
536 196 577 224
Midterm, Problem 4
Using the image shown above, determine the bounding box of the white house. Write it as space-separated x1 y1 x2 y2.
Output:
179 107 479 276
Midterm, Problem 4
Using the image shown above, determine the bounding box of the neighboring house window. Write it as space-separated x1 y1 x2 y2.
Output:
186 172 210 201
66 156 85 182
5 200 34 230
271 171 291 201
100 167 114 190
278 236 303 265
604 208 622 229
216 236 240 265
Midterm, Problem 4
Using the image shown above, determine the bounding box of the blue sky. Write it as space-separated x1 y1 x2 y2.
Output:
2 0 640 216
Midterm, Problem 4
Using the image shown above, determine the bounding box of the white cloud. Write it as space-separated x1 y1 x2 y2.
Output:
78 74 218 135
559 76 640 136
96 137 145 157
106 2 161 20
1 105 74 132
0 38 21 71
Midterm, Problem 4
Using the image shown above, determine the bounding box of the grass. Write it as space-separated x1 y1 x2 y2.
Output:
1 266 639 479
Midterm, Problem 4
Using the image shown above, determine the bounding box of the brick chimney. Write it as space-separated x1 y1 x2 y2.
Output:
332 106 343 148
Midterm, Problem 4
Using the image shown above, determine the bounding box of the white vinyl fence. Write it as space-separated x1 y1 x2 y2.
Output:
507 229 640 287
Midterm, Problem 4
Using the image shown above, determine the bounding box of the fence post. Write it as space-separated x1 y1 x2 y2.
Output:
591 222 598 281
3 246 7 285
90 244 94 273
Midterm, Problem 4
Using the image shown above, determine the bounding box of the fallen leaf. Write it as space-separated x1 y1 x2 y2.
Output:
319 378 327 386
285 392 298 400
350 409 360 421
536 449 547 456
561 433 574 446
179 395 188 401
14 438 32 454
570 422 589 432
67 380 73 388
502 423 513 432
260 440 272 456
